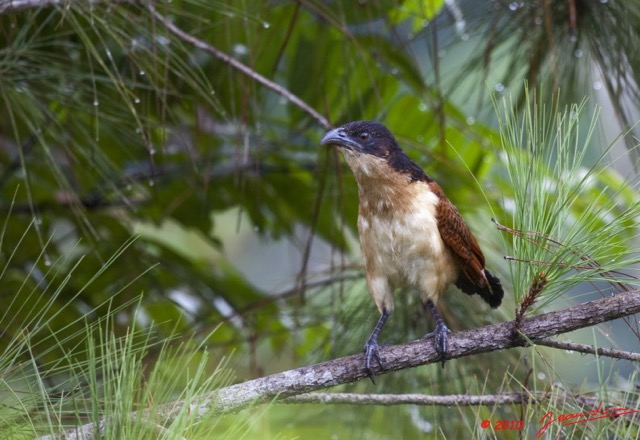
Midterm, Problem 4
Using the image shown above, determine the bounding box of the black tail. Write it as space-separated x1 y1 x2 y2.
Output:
455 269 504 308
481 269 504 308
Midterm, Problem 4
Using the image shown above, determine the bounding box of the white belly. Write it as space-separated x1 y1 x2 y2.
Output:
358 188 458 302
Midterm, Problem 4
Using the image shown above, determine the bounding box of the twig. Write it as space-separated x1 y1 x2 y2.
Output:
281 391 640 424
281 391 546 406
218 273 361 323
514 270 548 335
0 0 72 13
493 219 635 293
0 0 128 14
0 1 332 129
39 289 640 440
146 4 331 129
535 338 640 362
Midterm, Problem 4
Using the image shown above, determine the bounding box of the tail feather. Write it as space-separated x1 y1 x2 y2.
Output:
481 269 504 308
455 269 504 308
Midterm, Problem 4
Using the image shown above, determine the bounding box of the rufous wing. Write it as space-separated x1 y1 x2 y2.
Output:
431 182 503 308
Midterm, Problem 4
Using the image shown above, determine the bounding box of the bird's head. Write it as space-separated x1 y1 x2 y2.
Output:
320 120 399 159
321 121 429 183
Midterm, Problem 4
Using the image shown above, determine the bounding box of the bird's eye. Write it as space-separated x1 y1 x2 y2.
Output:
359 132 369 140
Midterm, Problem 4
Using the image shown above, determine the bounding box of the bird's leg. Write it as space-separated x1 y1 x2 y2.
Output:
422 300 451 368
363 309 391 383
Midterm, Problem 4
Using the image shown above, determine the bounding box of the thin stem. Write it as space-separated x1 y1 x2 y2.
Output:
535 338 640 362
147 4 331 129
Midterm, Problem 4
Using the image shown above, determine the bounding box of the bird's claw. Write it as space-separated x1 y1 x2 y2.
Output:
424 323 451 368
364 341 385 383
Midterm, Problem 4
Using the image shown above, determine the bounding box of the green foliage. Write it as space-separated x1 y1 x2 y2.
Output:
0 288 252 439
495 90 640 306
389 0 446 32
0 0 485 366
1 0 639 438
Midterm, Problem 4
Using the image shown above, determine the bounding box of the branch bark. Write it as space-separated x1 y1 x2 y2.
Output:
40 289 640 440
195 290 640 413
282 391 547 406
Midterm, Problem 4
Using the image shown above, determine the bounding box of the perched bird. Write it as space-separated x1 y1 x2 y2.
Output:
321 120 503 381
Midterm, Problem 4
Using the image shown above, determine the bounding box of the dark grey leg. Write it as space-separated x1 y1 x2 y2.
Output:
423 300 451 368
363 309 391 383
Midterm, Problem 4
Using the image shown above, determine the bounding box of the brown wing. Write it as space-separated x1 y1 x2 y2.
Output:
431 182 503 308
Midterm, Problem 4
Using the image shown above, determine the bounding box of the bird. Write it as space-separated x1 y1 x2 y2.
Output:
320 120 503 382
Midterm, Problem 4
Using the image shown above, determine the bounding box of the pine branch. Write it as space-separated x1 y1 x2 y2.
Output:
38 289 640 440
0 1 332 129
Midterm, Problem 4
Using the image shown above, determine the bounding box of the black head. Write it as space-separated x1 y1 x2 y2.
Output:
321 121 430 182
320 121 400 159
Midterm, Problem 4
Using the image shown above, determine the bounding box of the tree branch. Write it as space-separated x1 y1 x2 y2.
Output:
39 289 640 440
281 391 640 423
534 338 640 361
281 391 547 406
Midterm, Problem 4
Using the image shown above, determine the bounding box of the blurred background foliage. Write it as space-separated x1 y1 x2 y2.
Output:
1 0 639 438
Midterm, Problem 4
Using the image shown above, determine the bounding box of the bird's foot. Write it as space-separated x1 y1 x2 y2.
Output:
423 323 451 368
363 340 385 383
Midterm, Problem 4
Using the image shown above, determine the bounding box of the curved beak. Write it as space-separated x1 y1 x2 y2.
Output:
320 128 360 151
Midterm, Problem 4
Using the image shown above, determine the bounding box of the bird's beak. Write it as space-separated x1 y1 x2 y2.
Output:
320 128 360 151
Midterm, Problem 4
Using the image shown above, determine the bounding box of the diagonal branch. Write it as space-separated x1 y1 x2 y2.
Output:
40 289 640 440
0 1 332 129
146 4 331 129
195 290 640 413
